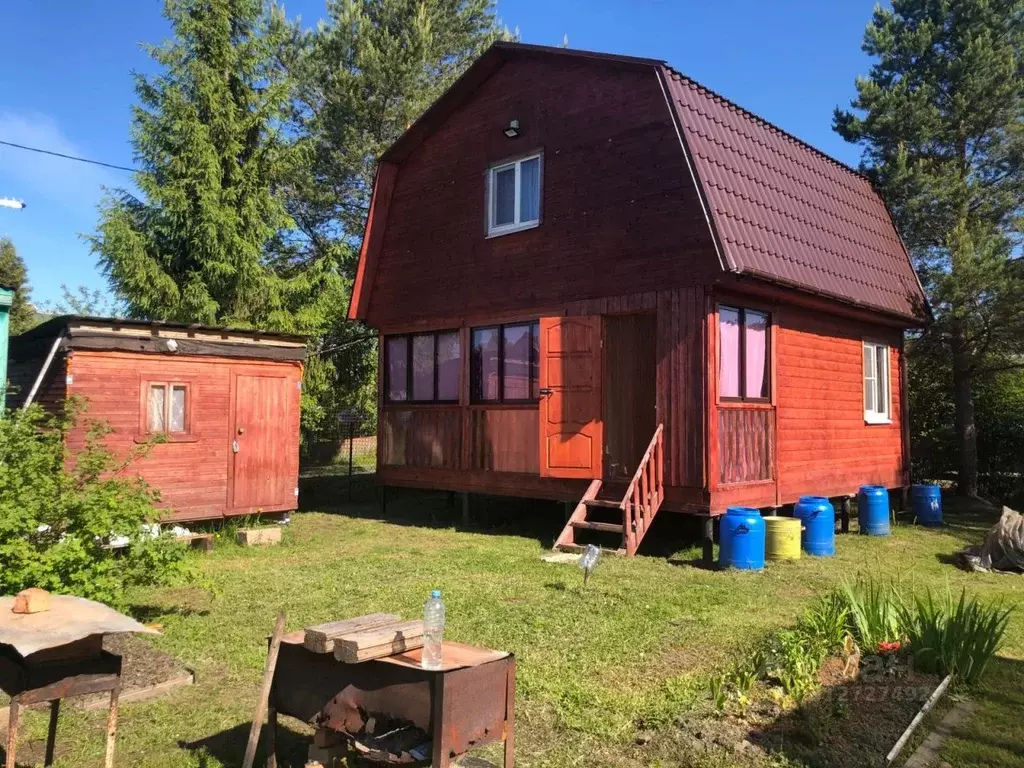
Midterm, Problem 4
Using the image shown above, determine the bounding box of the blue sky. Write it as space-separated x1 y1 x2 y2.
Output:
0 0 877 307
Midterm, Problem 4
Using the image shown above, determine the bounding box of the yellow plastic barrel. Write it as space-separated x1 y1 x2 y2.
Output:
764 517 802 561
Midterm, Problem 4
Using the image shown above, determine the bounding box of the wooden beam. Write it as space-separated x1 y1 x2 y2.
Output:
348 162 398 321
67 334 306 361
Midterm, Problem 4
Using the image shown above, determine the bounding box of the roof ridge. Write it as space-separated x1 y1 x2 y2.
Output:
662 65 871 185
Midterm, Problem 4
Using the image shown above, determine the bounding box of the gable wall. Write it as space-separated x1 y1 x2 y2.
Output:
365 56 720 329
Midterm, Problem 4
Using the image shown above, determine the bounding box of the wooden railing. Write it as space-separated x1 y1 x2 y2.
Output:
622 423 665 556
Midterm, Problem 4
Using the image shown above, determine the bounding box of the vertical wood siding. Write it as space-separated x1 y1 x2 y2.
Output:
65 351 302 522
469 408 539 473
718 408 773 484
380 408 462 469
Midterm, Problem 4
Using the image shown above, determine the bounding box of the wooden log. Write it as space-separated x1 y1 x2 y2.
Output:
242 613 286 768
303 613 403 654
333 620 425 663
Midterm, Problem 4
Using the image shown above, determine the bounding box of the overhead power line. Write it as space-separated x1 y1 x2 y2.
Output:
0 139 136 173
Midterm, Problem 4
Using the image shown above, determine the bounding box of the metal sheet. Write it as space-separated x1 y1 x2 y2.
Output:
0 596 157 657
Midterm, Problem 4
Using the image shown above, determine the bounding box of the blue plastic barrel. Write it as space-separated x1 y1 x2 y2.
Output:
718 507 766 570
858 485 891 536
793 496 836 556
911 484 943 526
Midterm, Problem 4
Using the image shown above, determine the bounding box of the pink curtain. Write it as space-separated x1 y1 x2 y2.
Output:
745 312 768 398
386 336 408 402
719 309 741 398
411 335 434 400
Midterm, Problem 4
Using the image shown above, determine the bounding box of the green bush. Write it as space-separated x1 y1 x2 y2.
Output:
899 588 1012 685
0 401 188 606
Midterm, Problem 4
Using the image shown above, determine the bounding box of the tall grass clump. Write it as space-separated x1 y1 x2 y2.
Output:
900 588 1012 685
839 578 903 652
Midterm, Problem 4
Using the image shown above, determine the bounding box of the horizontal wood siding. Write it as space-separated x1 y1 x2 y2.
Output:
775 307 905 501
65 351 302 522
470 408 539 473
718 408 773 484
381 408 462 469
366 56 718 328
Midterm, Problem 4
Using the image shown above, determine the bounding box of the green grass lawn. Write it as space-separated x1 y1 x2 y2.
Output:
14 490 1024 768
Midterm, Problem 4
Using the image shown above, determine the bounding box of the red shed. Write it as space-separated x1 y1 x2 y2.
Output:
349 42 929 556
8 316 305 523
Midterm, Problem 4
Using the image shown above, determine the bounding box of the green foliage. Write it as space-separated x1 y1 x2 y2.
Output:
760 629 825 704
0 237 38 335
90 0 341 335
835 0 1024 495
899 588 1012 685
0 401 188 606
839 578 904 653
41 283 124 318
798 591 850 654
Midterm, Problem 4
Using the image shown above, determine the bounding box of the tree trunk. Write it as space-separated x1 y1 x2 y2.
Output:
952 342 978 497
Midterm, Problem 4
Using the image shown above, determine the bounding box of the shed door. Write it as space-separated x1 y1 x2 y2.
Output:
538 316 603 479
230 374 291 511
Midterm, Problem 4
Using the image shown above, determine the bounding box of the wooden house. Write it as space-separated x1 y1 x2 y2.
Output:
348 43 929 556
8 316 305 523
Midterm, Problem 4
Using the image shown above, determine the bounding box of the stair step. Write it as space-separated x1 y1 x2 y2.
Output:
570 520 624 534
555 543 627 556
584 499 623 509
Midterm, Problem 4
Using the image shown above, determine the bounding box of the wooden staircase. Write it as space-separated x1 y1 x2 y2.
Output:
553 424 665 557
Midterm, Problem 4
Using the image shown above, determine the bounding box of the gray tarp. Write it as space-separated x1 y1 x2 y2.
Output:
0 595 157 656
959 506 1024 573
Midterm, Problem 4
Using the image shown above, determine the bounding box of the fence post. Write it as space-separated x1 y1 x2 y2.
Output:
348 421 355 502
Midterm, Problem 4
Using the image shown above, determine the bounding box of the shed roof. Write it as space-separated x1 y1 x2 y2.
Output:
16 315 306 344
354 42 928 325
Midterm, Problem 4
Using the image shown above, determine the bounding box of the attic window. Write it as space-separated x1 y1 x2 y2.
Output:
487 153 542 237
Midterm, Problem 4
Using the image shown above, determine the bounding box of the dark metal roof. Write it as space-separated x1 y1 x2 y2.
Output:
14 315 307 343
661 68 928 323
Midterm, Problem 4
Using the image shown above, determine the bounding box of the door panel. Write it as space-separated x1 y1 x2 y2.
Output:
231 374 291 510
538 316 603 479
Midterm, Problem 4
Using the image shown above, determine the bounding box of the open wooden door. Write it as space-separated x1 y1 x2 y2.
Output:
538 316 603 479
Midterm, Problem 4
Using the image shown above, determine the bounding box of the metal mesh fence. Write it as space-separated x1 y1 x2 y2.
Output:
300 409 377 505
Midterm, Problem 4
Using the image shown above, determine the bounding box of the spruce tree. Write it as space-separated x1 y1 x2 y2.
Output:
835 0 1024 496
0 238 36 335
91 0 341 333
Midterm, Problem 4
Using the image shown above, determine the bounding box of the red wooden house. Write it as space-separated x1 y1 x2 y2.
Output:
348 42 928 556
8 316 305 523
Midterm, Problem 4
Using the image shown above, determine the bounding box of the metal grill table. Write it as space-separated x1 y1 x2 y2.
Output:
0 642 122 768
271 633 515 767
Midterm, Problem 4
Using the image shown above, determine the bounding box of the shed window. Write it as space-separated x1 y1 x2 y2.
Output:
384 330 460 403
487 154 542 236
471 321 540 403
146 383 189 434
863 341 891 423
719 306 770 401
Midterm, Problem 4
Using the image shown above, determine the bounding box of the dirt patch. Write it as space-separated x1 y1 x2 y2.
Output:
753 659 944 768
103 633 193 694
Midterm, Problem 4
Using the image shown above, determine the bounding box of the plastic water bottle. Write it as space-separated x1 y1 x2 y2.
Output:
422 590 445 670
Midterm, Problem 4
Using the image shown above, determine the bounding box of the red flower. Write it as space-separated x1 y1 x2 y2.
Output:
878 641 902 654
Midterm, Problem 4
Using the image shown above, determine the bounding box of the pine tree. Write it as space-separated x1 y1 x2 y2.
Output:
835 0 1024 496
0 238 36 335
288 0 507 274
90 0 341 333
282 0 506 439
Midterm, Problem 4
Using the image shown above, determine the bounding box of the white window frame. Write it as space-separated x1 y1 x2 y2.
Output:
863 341 892 424
486 153 542 237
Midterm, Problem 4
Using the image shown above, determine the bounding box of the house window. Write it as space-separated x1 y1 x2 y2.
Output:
384 330 460 403
863 341 891 423
471 321 540 402
146 383 189 434
487 153 542 236
719 306 770 401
